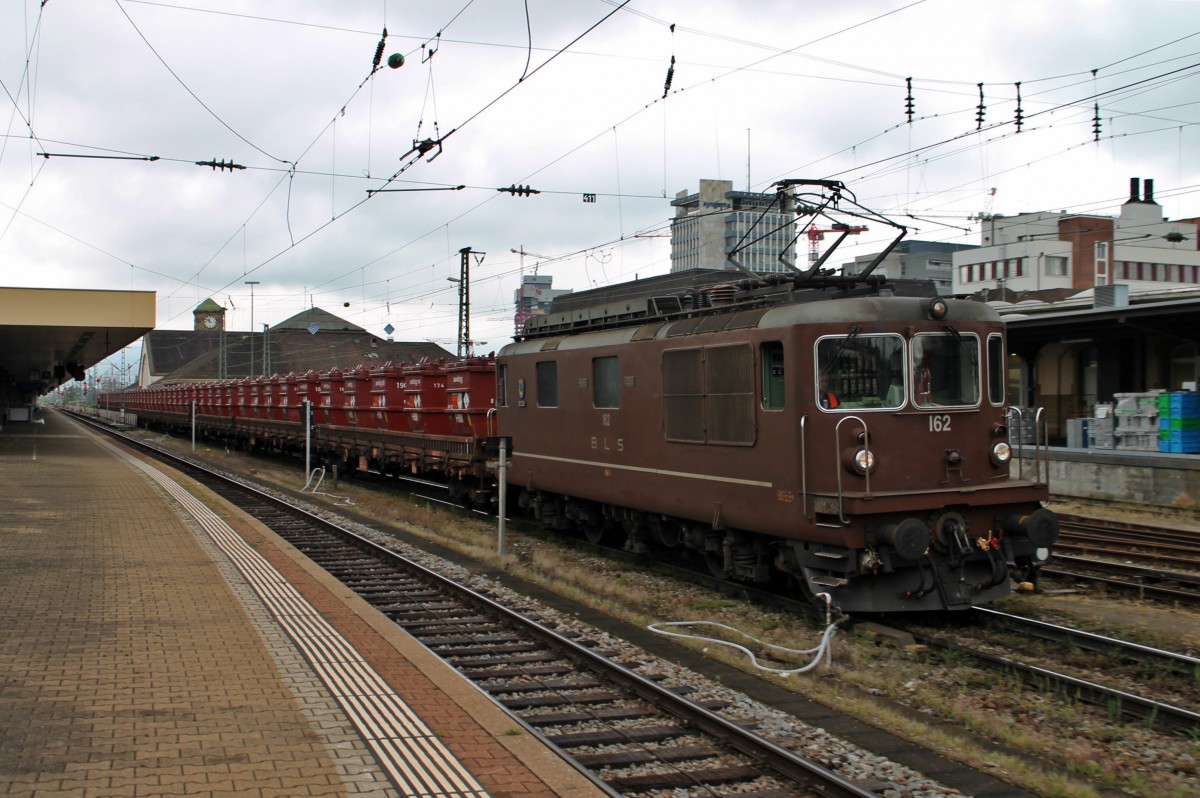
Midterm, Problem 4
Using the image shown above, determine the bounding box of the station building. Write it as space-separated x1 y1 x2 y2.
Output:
936 177 1200 445
136 301 451 388
952 177 1200 298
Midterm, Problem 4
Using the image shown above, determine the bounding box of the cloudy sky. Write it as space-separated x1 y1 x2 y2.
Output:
3 0 1199 355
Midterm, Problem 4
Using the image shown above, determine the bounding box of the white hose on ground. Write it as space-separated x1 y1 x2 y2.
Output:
648 619 837 675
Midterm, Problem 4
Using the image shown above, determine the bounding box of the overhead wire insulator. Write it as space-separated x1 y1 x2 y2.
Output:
372 27 388 70
195 158 246 172
975 83 986 130
1092 102 1101 142
498 184 540 197
1014 81 1024 132
904 77 915 124
662 55 675 99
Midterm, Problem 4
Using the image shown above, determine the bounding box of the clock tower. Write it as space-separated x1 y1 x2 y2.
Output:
193 298 226 332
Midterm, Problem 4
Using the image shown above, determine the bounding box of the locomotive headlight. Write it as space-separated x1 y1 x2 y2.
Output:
928 297 949 320
990 441 1012 466
841 445 876 475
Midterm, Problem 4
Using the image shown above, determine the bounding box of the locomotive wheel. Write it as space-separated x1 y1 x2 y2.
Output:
582 522 609 545
705 551 728 580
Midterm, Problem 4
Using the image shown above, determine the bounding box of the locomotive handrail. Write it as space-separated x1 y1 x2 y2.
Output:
800 414 810 522
1032 406 1049 486
834 415 871 523
1007 406 1050 487
486 407 497 438
1008 406 1027 481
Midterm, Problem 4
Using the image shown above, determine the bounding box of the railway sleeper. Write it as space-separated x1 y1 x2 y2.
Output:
571 743 721 768
500 691 625 710
604 765 773 792
522 707 660 727
545 725 690 748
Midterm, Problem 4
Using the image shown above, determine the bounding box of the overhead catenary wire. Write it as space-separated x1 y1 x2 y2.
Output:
4 2 1195 343
145 1 633 328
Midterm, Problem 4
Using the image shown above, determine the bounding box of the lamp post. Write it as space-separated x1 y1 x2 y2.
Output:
245 281 259 376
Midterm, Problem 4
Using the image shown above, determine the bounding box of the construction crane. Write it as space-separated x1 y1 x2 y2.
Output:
807 224 867 265
511 245 555 277
511 245 557 335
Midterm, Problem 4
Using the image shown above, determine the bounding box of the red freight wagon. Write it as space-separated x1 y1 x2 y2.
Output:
402 362 450 435
216 380 235 418
288 371 320 423
317 369 343 426
343 366 375 428
266 374 285 421
369 362 410 432
444 356 497 436
199 382 217 417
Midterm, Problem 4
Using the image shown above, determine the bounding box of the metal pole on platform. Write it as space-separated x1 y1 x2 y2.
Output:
497 436 507 555
304 400 312 477
191 400 196 451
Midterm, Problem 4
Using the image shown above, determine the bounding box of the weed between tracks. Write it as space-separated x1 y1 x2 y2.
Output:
153 436 1199 798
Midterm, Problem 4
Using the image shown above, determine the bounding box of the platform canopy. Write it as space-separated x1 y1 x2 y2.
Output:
0 287 155 406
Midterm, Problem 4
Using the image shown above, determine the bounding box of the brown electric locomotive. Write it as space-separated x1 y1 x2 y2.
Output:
497 273 1058 613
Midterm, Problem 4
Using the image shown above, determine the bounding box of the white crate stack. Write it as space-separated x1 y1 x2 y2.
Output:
1090 405 1115 449
1111 391 1162 451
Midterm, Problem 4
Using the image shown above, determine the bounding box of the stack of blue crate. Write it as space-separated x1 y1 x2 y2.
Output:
1158 392 1200 453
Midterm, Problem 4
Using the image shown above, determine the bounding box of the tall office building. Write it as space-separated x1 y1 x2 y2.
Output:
670 179 797 274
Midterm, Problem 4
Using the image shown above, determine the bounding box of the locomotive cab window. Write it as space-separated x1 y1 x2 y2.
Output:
912 332 981 408
987 334 1005 406
815 334 905 410
593 356 620 409
536 361 558 407
497 365 508 407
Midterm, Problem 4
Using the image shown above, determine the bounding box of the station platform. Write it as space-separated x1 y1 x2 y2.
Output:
1033 445 1200 508
0 409 608 798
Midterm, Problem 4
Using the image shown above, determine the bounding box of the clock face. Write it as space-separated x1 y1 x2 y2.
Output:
203 315 217 329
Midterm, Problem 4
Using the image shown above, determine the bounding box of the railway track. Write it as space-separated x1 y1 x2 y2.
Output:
1045 513 1200 605
912 609 1200 735
77 413 885 798
552 527 1200 736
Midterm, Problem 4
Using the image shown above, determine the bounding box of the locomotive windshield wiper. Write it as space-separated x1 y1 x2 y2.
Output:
820 325 862 373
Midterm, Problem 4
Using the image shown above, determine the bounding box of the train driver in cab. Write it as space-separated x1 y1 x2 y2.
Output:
819 372 839 409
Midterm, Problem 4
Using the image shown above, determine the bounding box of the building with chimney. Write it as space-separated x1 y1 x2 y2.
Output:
952 177 1200 298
